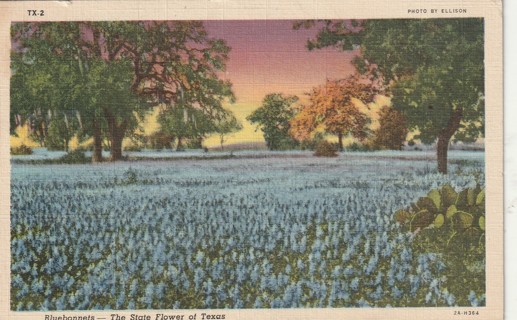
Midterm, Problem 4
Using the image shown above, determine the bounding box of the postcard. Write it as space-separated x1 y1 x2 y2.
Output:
0 1 503 319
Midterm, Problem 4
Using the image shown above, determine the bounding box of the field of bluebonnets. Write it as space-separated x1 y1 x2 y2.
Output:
11 150 486 310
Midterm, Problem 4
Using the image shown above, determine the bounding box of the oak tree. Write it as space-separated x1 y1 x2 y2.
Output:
10 45 84 150
12 21 235 161
296 19 484 173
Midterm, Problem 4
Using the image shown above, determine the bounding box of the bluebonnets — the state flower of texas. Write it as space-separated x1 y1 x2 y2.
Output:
10 19 485 310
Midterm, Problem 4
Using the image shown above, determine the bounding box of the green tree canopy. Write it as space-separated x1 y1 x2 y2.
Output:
10 48 84 149
157 103 220 151
371 105 409 150
11 21 235 161
247 93 299 151
296 19 484 173
88 58 151 158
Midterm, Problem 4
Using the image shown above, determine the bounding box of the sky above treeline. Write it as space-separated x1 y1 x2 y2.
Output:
205 20 358 105
201 20 364 146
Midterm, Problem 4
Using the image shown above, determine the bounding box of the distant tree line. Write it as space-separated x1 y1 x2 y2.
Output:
247 83 408 153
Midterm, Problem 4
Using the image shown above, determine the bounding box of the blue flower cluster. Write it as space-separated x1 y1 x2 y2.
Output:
11 154 484 310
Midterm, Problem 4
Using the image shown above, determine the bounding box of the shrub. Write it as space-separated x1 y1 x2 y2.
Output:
395 184 486 306
299 133 325 151
313 141 338 157
122 168 138 185
271 137 299 151
147 131 174 150
45 137 66 151
44 117 75 151
59 150 90 164
345 142 372 152
186 138 203 149
10 144 33 155
124 144 142 152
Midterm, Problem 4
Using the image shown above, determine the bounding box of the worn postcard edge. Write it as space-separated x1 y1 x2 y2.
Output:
0 1 504 319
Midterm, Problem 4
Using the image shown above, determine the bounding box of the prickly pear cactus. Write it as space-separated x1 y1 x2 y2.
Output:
394 184 486 306
395 184 485 232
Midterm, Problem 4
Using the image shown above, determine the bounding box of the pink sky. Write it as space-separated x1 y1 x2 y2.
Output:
204 20 358 105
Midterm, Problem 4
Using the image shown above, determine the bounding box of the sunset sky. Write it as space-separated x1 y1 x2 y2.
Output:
205 20 358 104
200 20 364 147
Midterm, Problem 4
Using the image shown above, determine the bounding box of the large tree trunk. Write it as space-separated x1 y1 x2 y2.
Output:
337 133 343 151
110 132 123 161
38 122 45 147
176 136 183 151
104 109 128 161
92 121 103 163
436 107 463 174
436 135 450 174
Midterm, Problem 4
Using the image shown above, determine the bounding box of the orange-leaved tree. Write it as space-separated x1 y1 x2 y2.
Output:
290 75 378 151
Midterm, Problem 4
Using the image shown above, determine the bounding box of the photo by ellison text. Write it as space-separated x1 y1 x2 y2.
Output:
408 8 467 14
